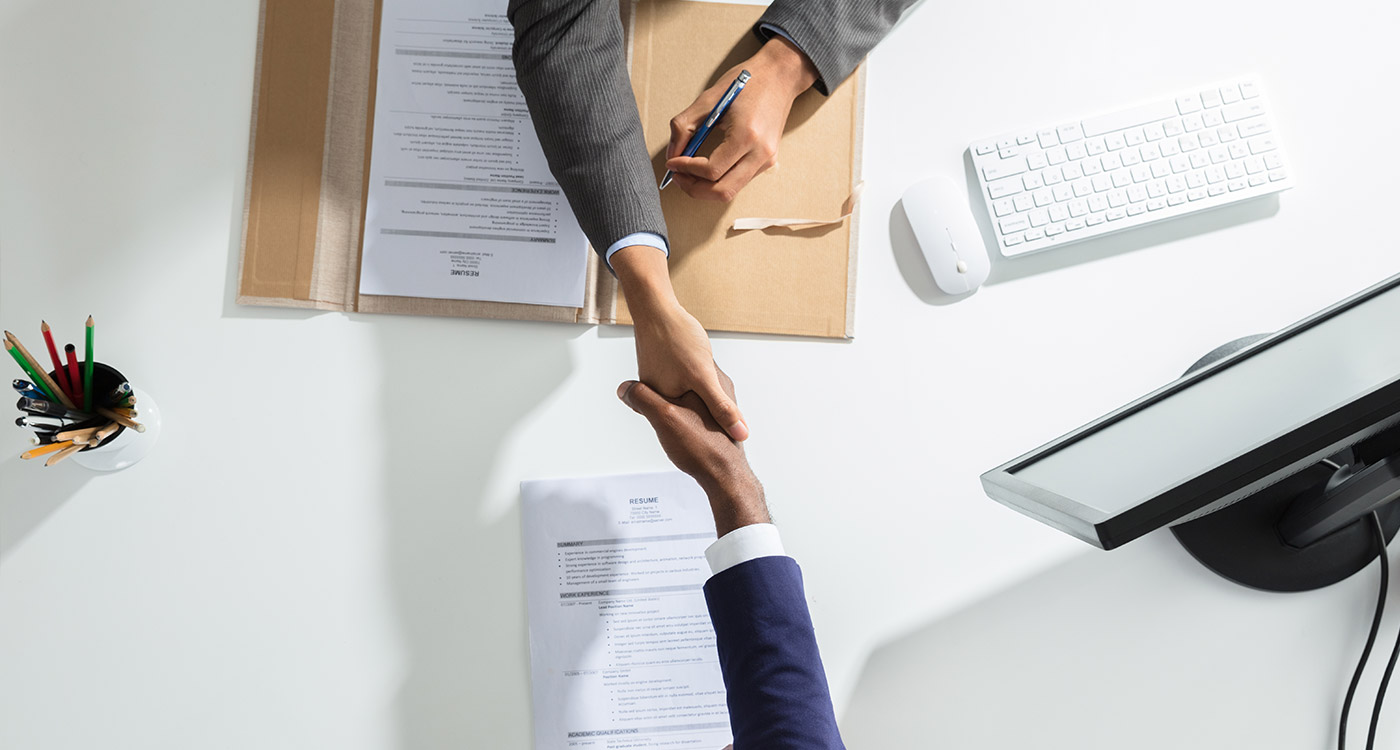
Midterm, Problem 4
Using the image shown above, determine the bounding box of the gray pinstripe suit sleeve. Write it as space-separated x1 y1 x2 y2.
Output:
757 0 919 96
507 0 668 260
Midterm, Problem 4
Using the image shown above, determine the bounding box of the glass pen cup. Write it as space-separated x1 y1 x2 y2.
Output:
43 362 160 471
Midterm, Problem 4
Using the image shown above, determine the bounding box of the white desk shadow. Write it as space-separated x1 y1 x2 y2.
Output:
840 531 1397 749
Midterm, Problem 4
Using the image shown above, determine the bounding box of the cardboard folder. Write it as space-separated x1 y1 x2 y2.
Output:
238 0 863 337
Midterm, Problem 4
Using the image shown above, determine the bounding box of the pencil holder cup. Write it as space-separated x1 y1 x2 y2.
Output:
45 363 161 472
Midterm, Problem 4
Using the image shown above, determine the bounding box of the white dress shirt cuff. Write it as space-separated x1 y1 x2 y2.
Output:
704 523 786 575
604 232 669 272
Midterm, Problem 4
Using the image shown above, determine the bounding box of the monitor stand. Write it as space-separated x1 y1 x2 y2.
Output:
1169 335 1400 592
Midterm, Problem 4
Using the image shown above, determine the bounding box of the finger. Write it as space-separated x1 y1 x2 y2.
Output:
617 380 671 424
696 378 748 441
665 135 749 183
675 152 767 203
713 363 736 402
668 99 715 159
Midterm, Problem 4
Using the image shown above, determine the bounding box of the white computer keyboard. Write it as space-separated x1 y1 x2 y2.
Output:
970 78 1293 257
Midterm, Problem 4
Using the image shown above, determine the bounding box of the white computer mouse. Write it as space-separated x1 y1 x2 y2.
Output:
901 176 990 295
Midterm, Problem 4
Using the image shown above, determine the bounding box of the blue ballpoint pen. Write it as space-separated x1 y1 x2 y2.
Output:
659 69 751 190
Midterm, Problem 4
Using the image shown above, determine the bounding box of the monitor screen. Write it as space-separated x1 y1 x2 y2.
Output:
1011 287 1400 515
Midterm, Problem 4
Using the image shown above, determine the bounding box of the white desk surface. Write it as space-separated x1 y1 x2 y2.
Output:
2 1 1397 748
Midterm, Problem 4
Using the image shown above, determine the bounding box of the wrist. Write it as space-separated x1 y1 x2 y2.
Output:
756 36 819 98
704 471 770 538
612 244 678 314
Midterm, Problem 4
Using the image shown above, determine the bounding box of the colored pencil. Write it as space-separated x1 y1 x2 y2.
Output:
45 442 84 467
3 333 68 407
97 406 143 432
21 441 73 460
41 321 73 399
92 421 121 444
55 425 100 443
65 344 81 401
83 316 95 411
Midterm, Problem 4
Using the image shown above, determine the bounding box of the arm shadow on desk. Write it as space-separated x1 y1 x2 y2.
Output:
359 313 581 748
0 457 94 563
838 531 1383 749
888 150 1284 293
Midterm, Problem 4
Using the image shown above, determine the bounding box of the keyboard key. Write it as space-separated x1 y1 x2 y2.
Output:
975 143 995 155
1049 204 1069 222
1086 213 1106 226
1142 144 1161 161
1101 153 1123 171
1131 164 1151 182
1144 122 1165 141
1249 175 1266 187
1092 174 1112 192
1045 222 1065 236
1223 100 1266 122
1151 161 1171 178
1112 171 1131 188
987 176 1024 198
983 156 1027 181
1026 228 1045 241
1029 208 1049 226
1201 89 1222 108
1249 137 1278 154
999 147 1018 158
1085 138 1106 156
1108 189 1127 207
1208 184 1226 196
1209 146 1228 164
993 198 1015 216
1166 175 1187 193
1217 126 1238 143
1067 142 1088 160
1038 129 1059 148
1147 198 1167 211
1044 169 1064 185
1190 152 1208 169
1264 153 1283 169
1226 162 1245 179
1057 123 1084 143
1187 172 1205 188
1269 169 1288 181
1063 163 1084 181
1083 160 1103 176
1228 179 1247 191
1017 134 1036 145
1183 114 1204 132
1004 234 1024 247
1088 194 1108 212
1179 134 1200 151
1072 179 1092 197
1066 218 1086 231
1053 184 1073 201
1176 94 1202 114
1047 147 1068 165
1014 194 1034 212
1081 99 1179 137
1069 199 1088 217
1124 128 1146 147
1170 155 1190 173
1105 132 1126 151
1206 165 1226 183
997 138 1015 150
1167 194 1186 206
1107 208 1127 221
1121 150 1142 167
1202 110 1223 128
1127 204 1146 216
1023 172 1044 190
1245 156 1265 174
1127 184 1147 202
1160 139 1181 157
1163 119 1184 137
1027 152 1048 170
1033 189 1054 206
1000 215 1030 234
1228 142 1248 159
1188 188 1206 201
1198 131 1219 148
1238 120 1271 138
1221 84 1241 104
1147 181 1166 198
1240 81 1260 99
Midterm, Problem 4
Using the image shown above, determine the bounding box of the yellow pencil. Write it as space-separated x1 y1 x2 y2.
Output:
55 426 100 443
21 441 73 460
92 421 121 444
45 443 84 467
4 330 76 410
97 407 144 432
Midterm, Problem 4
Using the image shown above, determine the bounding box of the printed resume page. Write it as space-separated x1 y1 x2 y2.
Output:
359 0 589 307
520 472 732 750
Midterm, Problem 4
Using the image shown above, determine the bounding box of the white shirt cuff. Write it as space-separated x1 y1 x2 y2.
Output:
704 523 786 575
604 232 669 272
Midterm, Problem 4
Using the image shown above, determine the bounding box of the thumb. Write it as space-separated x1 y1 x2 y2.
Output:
696 378 748 441
617 380 669 422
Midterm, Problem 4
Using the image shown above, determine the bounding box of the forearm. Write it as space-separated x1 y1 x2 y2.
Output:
757 0 918 95
507 0 668 256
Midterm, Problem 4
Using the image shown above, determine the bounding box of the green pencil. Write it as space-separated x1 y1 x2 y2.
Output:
5 339 60 402
83 316 95 411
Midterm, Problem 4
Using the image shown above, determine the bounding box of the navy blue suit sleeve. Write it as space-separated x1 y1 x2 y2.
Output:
704 556 845 749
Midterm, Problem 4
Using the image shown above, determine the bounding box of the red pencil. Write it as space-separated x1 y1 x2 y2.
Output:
65 343 82 401
41 321 72 399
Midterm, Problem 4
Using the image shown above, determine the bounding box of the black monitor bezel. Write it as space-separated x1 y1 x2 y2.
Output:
981 273 1400 550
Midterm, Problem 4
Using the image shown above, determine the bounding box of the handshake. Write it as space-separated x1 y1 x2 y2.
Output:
615 369 770 539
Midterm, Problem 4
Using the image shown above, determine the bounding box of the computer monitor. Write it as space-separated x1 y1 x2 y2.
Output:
981 273 1400 587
